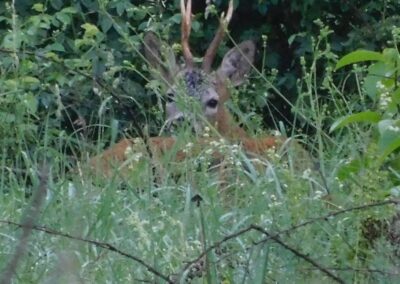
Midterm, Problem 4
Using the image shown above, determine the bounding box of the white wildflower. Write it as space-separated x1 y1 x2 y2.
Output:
272 130 281 136
379 91 392 109
390 186 400 197
124 146 133 156
376 80 385 90
131 152 143 162
313 190 323 200
302 168 312 179
387 125 400 132
205 148 214 155
183 142 194 153
67 182 76 199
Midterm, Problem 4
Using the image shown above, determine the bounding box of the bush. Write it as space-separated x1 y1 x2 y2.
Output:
0 1 399 283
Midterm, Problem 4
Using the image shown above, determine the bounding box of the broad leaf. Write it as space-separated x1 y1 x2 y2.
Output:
376 119 400 164
378 138 400 164
330 111 381 133
335 50 384 70
363 62 386 100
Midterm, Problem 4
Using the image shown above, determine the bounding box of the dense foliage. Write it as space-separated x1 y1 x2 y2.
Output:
0 0 399 283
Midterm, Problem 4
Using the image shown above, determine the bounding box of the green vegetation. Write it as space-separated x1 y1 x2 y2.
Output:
0 0 399 283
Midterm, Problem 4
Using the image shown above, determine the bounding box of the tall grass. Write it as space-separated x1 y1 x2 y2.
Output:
0 6 399 284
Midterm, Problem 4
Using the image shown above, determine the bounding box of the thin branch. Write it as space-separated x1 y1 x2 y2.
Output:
179 226 255 276
178 224 344 283
0 220 172 283
250 224 346 284
1 199 397 283
310 267 400 276
0 165 49 284
261 199 400 242
179 199 399 282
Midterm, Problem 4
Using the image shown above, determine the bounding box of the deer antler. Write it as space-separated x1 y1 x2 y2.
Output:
202 0 234 73
181 0 194 67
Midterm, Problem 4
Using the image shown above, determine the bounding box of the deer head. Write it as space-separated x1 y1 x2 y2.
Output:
143 0 255 138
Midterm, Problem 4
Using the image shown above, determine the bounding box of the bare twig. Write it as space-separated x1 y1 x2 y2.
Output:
179 199 399 282
0 219 172 283
250 224 346 284
308 266 400 276
1 197 397 283
257 199 400 244
179 226 254 276
0 165 49 284
179 223 344 283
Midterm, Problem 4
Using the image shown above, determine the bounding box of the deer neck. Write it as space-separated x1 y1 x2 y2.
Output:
214 106 248 140
212 75 248 140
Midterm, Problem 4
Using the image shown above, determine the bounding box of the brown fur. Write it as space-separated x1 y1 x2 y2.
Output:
87 136 287 177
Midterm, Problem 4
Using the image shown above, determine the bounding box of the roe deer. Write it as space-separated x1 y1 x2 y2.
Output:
87 0 308 178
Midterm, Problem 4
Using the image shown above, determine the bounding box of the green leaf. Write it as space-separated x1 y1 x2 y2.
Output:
131 7 146 21
21 76 40 87
337 158 362 180
335 50 384 70
0 111 16 123
81 23 100 38
32 3 45 12
378 138 400 164
288 32 306 46
46 42 65 52
115 1 129 16
170 14 181 24
392 88 400 103
376 119 400 164
60 7 77 14
363 62 386 100
55 11 73 27
74 38 95 49
100 16 112 33
382 48 400 66
22 93 38 114
50 0 63 10
2 33 21 49
192 21 200 32
44 51 61 61
329 111 382 133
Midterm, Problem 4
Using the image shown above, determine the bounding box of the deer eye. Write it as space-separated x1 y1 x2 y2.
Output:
166 92 175 103
206 99 218 108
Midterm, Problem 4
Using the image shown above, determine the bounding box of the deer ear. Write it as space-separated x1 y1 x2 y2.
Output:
217 40 255 86
143 32 177 83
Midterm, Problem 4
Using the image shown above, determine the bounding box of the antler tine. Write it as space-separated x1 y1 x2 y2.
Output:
202 0 234 73
181 0 194 67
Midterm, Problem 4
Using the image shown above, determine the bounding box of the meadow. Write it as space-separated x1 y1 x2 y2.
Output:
0 1 399 283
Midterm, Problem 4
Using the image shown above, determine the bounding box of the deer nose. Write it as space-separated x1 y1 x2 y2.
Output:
176 116 185 124
172 115 186 127
168 116 185 131
173 116 198 133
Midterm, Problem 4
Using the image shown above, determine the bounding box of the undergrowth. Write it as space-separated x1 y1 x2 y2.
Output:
0 2 399 284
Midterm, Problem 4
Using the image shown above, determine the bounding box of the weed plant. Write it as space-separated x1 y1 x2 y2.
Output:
0 2 399 283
